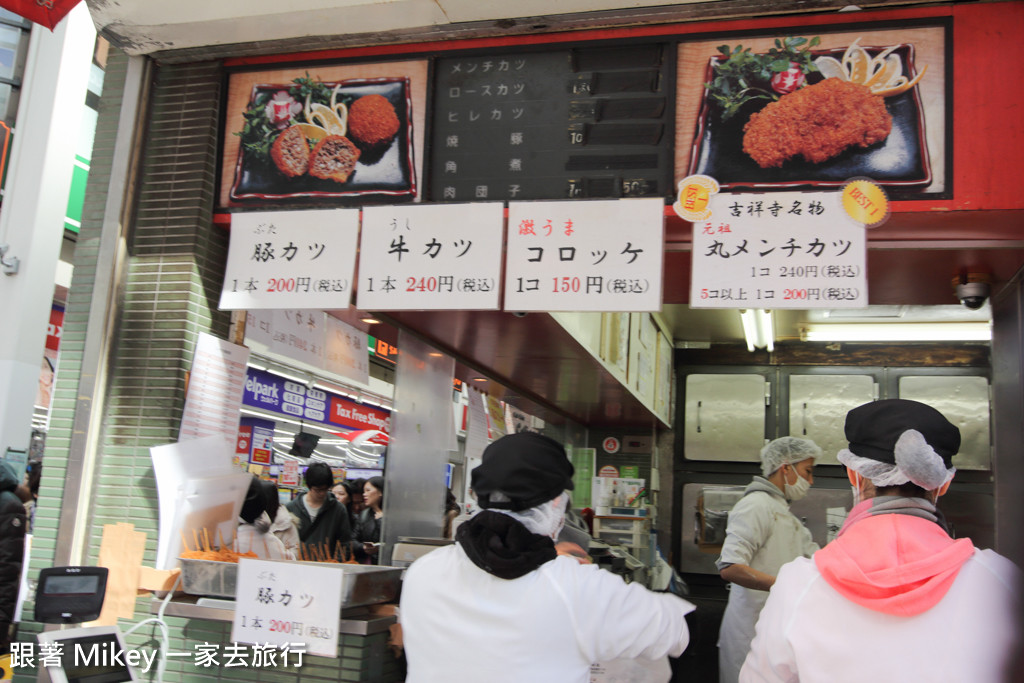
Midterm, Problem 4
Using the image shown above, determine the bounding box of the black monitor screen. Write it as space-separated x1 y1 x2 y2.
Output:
58 633 133 683
43 574 100 596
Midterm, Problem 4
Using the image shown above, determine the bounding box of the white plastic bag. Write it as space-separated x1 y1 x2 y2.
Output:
590 656 672 683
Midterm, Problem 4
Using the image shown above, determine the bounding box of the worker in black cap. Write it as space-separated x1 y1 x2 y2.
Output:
741 399 1021 683
400 431 694 682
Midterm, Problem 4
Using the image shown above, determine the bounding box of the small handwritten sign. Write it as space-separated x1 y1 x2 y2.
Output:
504 198 664 312
220 209 359 310
358 203 504 311
690 192 867 309
232 558 343 657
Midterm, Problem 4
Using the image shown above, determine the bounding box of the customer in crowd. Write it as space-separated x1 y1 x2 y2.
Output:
442 488 460 540
348 477 366 516
236 476 292 560
332 482 348 505
261 479 299 559
285 462 352 560
352 476 384 563
400 432 694 682
740 399 1021 683
0 461 28 656
717 436 821 683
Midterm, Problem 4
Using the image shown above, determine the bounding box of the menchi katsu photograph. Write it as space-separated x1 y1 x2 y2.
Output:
675 23 948 198
219 59 428 208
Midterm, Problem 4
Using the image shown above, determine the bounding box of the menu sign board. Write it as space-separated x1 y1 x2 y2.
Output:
431 44 673 202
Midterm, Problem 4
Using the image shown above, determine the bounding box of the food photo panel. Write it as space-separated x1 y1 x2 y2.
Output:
220 59 428 208
674 23 949 198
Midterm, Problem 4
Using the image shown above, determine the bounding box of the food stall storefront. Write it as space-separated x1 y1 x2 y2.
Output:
12 1 1024 681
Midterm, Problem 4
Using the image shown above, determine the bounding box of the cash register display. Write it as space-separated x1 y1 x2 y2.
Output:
42 574 101 595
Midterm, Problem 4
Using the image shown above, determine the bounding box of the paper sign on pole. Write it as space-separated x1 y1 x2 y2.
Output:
690 192 867 309
232 558 343 657
179 332 250 442
504 198 664 312
358 203 504 310
220 209 359 310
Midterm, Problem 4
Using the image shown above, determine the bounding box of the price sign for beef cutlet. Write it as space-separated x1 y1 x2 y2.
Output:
219 209 359 310
690 191 866 309
357 203 504 310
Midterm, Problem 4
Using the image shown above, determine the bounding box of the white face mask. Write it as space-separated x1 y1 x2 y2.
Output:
850 471 863 507
784 467 811 501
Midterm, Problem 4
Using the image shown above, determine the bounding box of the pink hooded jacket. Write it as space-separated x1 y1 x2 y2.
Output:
813 499 975 616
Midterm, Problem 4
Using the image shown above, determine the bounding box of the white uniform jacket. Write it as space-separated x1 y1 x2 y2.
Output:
400 543 695 682
739 550 1020 683
740 504 1022 683
716 478 818 683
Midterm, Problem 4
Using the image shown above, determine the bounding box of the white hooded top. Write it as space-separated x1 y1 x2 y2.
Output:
400 542 695 682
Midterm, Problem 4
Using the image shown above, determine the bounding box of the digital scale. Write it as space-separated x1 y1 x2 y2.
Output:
33 567 138 683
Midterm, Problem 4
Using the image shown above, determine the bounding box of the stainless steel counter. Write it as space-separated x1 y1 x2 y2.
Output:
148 595 397 635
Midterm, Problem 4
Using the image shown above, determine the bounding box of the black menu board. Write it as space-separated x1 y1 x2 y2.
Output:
429 43 674 202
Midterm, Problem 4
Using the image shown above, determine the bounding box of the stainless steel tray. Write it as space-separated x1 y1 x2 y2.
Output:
179 558 403 606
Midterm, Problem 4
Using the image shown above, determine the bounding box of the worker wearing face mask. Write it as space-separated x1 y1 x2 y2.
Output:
740 399 1021 683
716 436 821 683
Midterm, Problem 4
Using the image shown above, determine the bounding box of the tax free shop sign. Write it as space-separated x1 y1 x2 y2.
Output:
243 368 390 432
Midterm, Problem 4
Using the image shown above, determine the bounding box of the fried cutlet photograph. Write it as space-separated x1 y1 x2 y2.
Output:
742 78 893 169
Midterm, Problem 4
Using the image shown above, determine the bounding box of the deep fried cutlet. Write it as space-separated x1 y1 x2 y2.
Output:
742 78 892 169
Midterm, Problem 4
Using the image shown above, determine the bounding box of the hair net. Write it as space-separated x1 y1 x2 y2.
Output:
759 436 822 478
838 429 955 490
489 491 567 540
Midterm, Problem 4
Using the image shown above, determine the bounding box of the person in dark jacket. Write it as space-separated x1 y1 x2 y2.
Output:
352 476 384 564
0 461 28 655
285 462 352 560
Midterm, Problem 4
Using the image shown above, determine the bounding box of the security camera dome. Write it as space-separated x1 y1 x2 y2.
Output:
956 281 990 310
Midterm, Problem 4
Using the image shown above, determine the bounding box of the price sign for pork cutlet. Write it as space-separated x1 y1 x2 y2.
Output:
690 191 866 309
504 198 664 312
220 209 360 310
232 558 342 657
357 203 504 310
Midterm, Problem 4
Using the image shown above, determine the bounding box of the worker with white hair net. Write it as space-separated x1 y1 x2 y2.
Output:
400 431 695 682
741 399 1021 683
716 436 821 683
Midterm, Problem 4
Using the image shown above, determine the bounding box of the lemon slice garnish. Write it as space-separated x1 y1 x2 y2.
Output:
813 55 848 81
871 64 928 97
293 123 329 143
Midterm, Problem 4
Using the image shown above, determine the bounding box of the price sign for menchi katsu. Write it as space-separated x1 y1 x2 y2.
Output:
690 191 867 309
430 44 673 202
504 198 664 312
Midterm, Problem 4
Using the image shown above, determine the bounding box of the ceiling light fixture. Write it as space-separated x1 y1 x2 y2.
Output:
360 315 381 325
800 322 992 342
740 309 774 352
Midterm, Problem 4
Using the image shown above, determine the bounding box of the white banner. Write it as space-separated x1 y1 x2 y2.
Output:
324 314 370 385
690 192 867 309
357 203 504 310
504 198 664 312
220 209 360 310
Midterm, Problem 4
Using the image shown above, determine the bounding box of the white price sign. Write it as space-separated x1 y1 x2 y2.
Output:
690 192 867 309
220 209 360 310
504 198 664 312
232 558 343 657
357 203 504 310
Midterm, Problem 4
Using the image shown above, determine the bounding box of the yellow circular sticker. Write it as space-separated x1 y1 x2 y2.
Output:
673 175 719 222
841 178 889 228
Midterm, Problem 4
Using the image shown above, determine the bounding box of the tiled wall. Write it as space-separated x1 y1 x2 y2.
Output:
16 51 401 682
